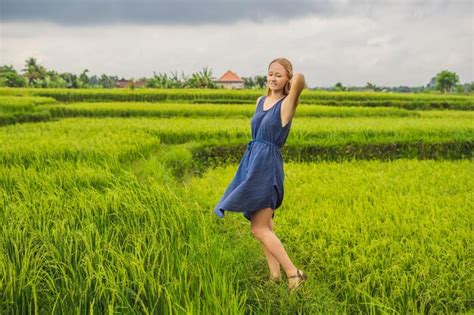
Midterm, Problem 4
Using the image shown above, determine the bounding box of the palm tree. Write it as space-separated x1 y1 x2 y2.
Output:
22 57 47 87
255 75 267 88
169 70 189 88
200 66 216 88
79 69 90 88
187 66 216 88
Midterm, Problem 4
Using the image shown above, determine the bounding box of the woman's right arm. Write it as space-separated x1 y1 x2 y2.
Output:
286 73 306 109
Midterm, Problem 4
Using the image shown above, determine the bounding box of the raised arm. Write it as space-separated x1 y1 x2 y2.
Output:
286 73 306 109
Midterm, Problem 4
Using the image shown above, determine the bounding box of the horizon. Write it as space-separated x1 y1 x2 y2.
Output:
1 0 472 87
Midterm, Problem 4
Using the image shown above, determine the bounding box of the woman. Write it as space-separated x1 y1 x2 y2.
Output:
214 57 307 292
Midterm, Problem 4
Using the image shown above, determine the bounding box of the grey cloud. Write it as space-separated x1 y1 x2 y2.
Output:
1 0 338 26
2 0 471 27
1 0 471 86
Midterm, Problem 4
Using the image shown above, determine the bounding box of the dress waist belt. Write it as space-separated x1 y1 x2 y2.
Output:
247 139 281 151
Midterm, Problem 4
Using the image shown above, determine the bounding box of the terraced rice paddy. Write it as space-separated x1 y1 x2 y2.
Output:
0 88 472 313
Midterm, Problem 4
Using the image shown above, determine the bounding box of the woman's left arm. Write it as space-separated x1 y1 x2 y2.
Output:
286 73 306 109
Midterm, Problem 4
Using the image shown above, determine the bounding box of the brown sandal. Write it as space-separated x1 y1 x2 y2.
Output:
288 269 308 292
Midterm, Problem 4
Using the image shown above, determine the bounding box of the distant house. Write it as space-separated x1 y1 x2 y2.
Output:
116 79 130 88
116 79 147 88
134 79 147 88
215 70 244 89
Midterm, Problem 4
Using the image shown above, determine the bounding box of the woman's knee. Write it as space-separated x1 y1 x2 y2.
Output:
250 207 273 240
251 226 271 241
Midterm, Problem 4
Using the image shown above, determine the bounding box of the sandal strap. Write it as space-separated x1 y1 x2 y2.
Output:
288 269 303 279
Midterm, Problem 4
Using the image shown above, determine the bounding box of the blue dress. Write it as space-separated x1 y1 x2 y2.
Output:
214 95 293 221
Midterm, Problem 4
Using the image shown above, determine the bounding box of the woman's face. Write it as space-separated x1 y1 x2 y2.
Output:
267 62 288 93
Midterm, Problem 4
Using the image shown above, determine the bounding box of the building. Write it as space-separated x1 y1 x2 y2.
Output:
116 79 147 88
215 70 244 89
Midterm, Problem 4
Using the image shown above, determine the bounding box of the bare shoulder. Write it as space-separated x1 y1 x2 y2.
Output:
285 73 306 109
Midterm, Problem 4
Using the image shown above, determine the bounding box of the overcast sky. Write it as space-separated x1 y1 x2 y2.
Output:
1 0 472 87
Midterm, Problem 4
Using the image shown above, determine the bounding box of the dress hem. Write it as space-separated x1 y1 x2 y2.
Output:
214 196 278 221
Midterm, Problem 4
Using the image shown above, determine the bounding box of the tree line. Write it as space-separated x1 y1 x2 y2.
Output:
0 57 269 90
0 57 471 94
331 71 473 94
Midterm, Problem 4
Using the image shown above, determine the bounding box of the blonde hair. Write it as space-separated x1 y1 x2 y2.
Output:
266 57 293 96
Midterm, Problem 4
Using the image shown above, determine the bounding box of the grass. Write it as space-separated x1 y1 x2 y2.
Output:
0 89 472 313
1 158 471 313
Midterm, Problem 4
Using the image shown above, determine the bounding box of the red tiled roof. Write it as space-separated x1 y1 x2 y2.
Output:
217 70 244 82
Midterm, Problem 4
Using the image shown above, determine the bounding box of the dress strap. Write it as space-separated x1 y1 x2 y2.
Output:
258 96 266 111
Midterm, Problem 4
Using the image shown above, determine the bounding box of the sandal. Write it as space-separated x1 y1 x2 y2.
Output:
288 269 308 292
269 275 281 283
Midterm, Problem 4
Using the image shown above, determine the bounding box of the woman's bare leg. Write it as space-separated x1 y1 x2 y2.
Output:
250 207 298 277
261 219 281 279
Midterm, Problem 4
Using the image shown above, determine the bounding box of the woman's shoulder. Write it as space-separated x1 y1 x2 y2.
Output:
256 95 265 107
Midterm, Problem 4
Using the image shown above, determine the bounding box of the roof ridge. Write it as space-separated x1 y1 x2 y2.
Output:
217 70 244 82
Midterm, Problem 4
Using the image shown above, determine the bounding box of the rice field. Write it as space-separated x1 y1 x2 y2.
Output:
0 88 473 314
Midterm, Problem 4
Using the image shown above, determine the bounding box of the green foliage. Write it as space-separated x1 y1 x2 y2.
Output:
243 75 267 89
43 102 421 120
3 57 473 96
435 70 460 93
147 70 187 88
78 69 90 88
0 96 57 126
98 74 118 88
364 82 386 92
197 160 473 313
22 57 48 87
0 65 27 87
468 82 474 93
0 90 472 313
185 66 217 89
334 82 346 91
146 67 217 89
1 88 472 110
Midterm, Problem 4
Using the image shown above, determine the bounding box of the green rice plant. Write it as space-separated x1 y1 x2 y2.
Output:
0 96 57 126
0 160 250 313
184 160 473 313
0 111 53 126
0 99 472 313
1 116 472 166
0 118 161 166
1 87 472 110
0 96 57 112
43 102 421 119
